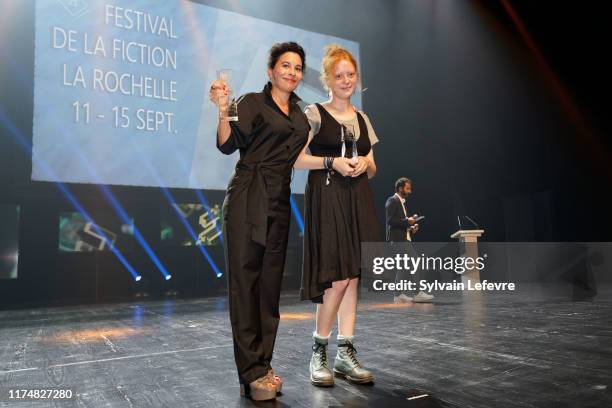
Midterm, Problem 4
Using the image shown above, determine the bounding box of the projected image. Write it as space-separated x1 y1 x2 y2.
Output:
0 205 20 279
161 203 223 247
32 0 360 192
59 212 134 252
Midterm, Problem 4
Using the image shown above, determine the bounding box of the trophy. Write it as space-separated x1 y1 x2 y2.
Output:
217 69 238 121
341 123 358 161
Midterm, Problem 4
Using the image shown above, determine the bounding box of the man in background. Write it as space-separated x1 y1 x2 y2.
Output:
385 177 434 303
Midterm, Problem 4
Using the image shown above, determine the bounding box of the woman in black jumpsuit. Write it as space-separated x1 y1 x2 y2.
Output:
209 42 309 401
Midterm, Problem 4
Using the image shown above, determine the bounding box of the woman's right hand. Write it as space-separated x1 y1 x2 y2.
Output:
332 157 356 177
208 80 228 106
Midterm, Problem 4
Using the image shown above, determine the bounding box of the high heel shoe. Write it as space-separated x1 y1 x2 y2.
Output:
267 368 283 394
239 375 277 401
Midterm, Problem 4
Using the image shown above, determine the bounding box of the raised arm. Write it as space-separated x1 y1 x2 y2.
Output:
208 80 232 148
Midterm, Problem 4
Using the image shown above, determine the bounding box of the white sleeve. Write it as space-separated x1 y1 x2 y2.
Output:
304 104 321 142
360 111 379 146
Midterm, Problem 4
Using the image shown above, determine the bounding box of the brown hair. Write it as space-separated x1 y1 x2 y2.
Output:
320 44 359 91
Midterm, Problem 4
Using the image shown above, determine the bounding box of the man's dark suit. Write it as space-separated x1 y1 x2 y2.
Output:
385 193 420 296
385 194 410 242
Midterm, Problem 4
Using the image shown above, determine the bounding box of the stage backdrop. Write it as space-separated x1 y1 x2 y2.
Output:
32 0 361 191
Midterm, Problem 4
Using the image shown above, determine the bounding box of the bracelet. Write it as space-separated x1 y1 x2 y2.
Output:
324 156 335 186
324 156 334 170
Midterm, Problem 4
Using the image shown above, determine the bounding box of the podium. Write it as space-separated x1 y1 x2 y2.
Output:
450 229 485 285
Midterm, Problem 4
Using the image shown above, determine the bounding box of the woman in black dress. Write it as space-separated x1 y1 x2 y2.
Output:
294 44 379 386
209 42 309 401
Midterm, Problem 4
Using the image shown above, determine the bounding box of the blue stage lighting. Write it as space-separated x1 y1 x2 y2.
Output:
2 58 172 282
290 195 305 234
3 58 217 283
165 198 224 278
116 135 224 279
0 110 141 280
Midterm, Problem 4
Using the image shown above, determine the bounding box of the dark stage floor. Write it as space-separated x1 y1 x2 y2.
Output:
1 286 611 407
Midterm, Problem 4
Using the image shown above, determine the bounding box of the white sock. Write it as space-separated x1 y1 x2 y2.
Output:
313 331 331 341
337 334 354 342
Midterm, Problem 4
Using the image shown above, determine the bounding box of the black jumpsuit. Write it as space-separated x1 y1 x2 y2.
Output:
217 82 309 384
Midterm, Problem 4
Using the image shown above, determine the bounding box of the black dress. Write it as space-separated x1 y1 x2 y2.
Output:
301 104 380 303
218 82 309 384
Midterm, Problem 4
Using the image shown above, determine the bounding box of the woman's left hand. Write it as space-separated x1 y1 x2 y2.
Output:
352 156 370 177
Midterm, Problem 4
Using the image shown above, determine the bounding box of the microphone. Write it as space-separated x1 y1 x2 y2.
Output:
457 215 478 230
464 216 479 228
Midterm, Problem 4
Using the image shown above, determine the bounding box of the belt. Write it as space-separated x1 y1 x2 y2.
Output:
236 161 289 246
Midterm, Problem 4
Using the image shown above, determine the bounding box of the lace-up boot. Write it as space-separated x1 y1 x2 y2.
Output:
310 334 334 386
334 338 374 384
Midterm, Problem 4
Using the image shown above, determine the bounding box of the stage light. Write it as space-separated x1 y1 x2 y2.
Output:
41 327 145 343
498 0 607 178
135 275 142 282
280 312 315 321
163 196 223 278
165 275 172 281
96 184 171 280
5 23 229 284
290 195 305 235
113 131 224 280
0 110 141 281
0 60 168 281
